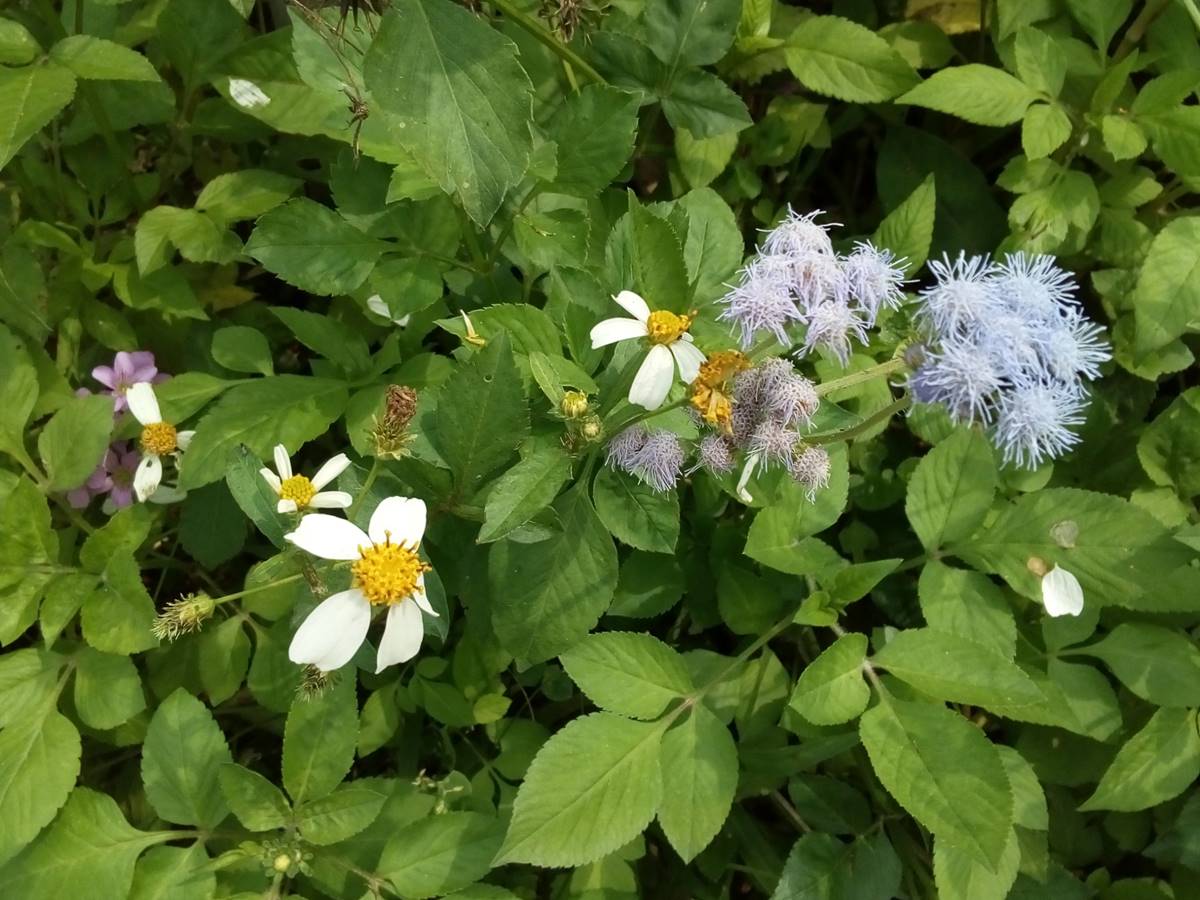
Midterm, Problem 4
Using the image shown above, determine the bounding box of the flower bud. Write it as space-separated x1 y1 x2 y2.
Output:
372 385 418 459
579 415 604 443
151 593 215 642
273 854 291 873
560 391 590 419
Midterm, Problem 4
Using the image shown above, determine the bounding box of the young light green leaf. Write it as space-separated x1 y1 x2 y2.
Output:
1072 623 1200 707
81 555 158 655
378 811 505 897
560 631 693 720
0 63 76 172
496 712 665 867
0 20 40 66
37 393 113 491
593 466 680 554
785 15 919 103
657 703 737 863
1081 708 1200 812
872 173 935 274
211 326 274 376
860 698 1013 871
898 64 1039 126
218 763 292 832
50 36 160 82
605 203 690 313
363 0 534 225
195 169 302 222
661 67 753 138
491 489 618 663
1012 27 1065 97
933 831 1020 900
73 647 145 730
918 561 1016 659
644 0 741 69
546 84 640 196
295 784 388 845
1131 217 1200 359
771 831 902 900
141 689 232 828
282 674 358 804
0 710 80 862
789 633 870 726
1023 104 1073 160
478 444 571 543
129 844 214 900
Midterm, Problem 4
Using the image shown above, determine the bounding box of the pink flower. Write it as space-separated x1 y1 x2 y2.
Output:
66 443 141 510
92 351 166 413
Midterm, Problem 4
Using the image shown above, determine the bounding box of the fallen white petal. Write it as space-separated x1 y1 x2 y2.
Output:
376 600 424 672
1042 566 1084 617
285 514 370 560
628 344 674 410
229 77 270 110
288 589 372 672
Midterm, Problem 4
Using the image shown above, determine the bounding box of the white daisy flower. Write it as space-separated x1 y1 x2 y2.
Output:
589 290 707 411
127 383 194 503
285 497 439 673
1041 565 1084 617
260 444 352 514
366 294 411 328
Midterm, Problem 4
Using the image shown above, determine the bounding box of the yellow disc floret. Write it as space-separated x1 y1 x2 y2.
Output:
645 310 693 345
352 536 431 606
689 351 749 431
140 422 178 455
279 474 316 508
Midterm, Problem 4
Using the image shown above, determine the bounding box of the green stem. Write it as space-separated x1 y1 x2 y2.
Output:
1114 0 1171 60
604 396 688 435
489 0 605 85
348 458 381 518
815 356 908 397
807 395 910 446
213 572 306 607
486 185 541 270
831 623 885 694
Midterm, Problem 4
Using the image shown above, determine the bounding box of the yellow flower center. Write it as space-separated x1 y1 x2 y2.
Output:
645 310 693 345
279 474 316 508
351 535 431 606
140 422 178 455
689 351 749 431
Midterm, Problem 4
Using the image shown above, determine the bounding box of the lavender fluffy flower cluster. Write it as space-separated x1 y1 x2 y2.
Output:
909 252 1111 468
605 425 686 493
718 209 907 364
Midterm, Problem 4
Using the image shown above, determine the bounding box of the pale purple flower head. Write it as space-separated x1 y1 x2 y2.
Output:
842 242 908 324
605 425 648 470
789 445 831 500
992 252 1078 320
67 442 141 509
802 300 869 366
915 253 1001 337
605 425 684 493
761 208 835 259
990 381 1086 468
690 434 736 476
757 359 819 428
92 351 165 413
749 419 799 472
1038 312 1111 382
718 255 804 349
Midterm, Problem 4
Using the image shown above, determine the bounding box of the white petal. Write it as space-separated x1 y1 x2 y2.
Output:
628 345 674 410
274 445 292 480
134 454 162 502
590 317 647 349
175 430 195 451
670 340 707 384
376 600 424 672
288 589 371 672
285 514 370 560
260 468 282 494
412 574 439 617
309 491 353 509
735 454 760 504
126 383 161 425
277 499 298 514
311 453 351 490
366 294 388 317
369 496 427 546
396 314 412 328
229 77 270 109
1042 567 1084 617
614 290 651 322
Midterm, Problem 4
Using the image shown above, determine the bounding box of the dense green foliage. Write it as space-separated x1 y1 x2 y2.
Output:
2 0 1200 898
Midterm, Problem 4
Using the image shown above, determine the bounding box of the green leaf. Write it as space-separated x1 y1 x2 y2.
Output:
433 334 528 497
644 0 740 69
1023 104 1073 160
217 764 292 832
771 831 902 900
860 698 1013 871
592 466 680 554
905 427 996 551
561 631 693 720
1131 217 1200 359
1013 27 1065 97
295 784 388 845
676 128 738 189
151 372 234 424
50 36 160 83
1138 388 1200 496
661 67 753 138
0 63 76 172
657 703 737 863
1066 0 1132 51
933 832 1020 900
81 555 157 655
872 173 935 274
873 628 1041 709
197 616 252 705
496 712 665 867
1101 114 1147 161
478 444 571 543
141 689 232 828
437 304 560 356
179 376 349 490
898 64 1038 126
0 788 164 900
270 306 370 375
194 169 302 222
245 198 384 296
73 647 144 730
674 187 743 304
225 445 287 549
0 709 80 862
785 15 918 103
546 84 640 196
787 775 872 835
788 633 870 726
378 811 505 897
157 0 245 89
1081 708 1200 812
1073 623 1200 707
491 489 618 663
211 326 274 376
0 478 57 644
0 20 40 66
282 674 358 804
37 393 113 491
179 483 246 569
918 561 1016 659
0 345 38 456
129 844 214 900
606 203 690 313
363 0 534 225
135 206 240 273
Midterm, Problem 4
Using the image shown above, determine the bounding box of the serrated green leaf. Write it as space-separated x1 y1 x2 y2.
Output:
933 831 1020 900
1081 708 1200 812
1013 27 1065 97
295 784 388 845
592 466 680 554
141 689 232 828
378 811 504 897
497 712 665 867
906 427 996 551
860 698 1013 871
282 674 358 804
785 15 919 103
644 0 740 69
1131 217 1200 359
898 64 1038 126
771 831 902 900
478 444 571 543
50 35 160 83
606 203 690 313
37 393 113 491
217 764 292 832
561 631 693 720
269 306 370 375
657 703 737 863
789 633 870 726
918 561 1016 658
128 844 214 900
0 20 40 66
872 173 935 274
198 616 251 705
81 555 157 655
0 708 80 862
73 647 144 730
1023 103 1073 160
0 63 76 172
1072 623 1200 707
546 84 639 196
195 170 302 222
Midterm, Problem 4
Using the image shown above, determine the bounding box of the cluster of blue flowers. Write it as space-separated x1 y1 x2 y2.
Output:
908 252 1111 468
718 209 907 363
605 425 686 492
